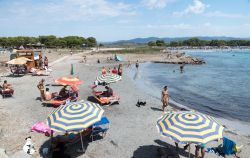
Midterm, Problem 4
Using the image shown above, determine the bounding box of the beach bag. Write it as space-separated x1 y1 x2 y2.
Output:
31 122 52 136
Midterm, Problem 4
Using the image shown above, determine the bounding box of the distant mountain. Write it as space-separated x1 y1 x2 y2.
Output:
111 36 250 44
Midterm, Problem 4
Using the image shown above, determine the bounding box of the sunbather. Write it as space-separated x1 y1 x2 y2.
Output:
59 86 69 99
111 67 118 74
2 80 12 90
1 80 14 97
101 86 113 97
44 88 58 101
101 67 107 75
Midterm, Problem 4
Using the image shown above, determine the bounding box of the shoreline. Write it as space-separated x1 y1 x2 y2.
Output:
125 62 250 136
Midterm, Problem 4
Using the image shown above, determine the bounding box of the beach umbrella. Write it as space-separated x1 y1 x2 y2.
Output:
156 111 224 157
47 100 104 152
47 101 104 132
55 76 83 86
96 73 121 84
6 57 32 65
70 64 74 75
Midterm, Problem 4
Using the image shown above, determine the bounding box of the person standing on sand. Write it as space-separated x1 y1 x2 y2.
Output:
127 60 131 68
118 64 122 76
44 56 48 69
37 79 45 101
161 86 169 112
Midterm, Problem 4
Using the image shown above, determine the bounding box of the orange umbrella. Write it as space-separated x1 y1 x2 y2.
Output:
55 77 83 85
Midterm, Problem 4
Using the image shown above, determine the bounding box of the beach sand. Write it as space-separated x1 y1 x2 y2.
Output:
0 51 249 158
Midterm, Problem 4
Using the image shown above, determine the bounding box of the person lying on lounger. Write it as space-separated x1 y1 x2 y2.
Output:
100 86 113 97
59 86 69 99
44 88 58 101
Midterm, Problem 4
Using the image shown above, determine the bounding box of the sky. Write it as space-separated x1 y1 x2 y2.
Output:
0 0 250 41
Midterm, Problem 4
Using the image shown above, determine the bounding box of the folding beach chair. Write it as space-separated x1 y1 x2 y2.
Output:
206 137 242 158
90 117 110 141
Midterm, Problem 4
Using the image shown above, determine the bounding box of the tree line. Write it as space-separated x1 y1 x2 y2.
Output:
0 35 97 48
148 38 250 47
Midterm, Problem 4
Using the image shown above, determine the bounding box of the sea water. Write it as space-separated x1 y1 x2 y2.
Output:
127 50 250 126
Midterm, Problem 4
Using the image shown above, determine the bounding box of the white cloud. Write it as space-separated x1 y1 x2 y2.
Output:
5 0 136 22
173 0 208 16
205 11 250 19
142 0 176 9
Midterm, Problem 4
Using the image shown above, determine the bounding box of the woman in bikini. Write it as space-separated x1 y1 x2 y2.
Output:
161 86 169 112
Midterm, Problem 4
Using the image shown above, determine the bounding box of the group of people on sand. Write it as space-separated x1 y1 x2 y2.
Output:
30 56 49 75
161 85 206 157
37 79 78 102
37 55 49 70
101 64 123 76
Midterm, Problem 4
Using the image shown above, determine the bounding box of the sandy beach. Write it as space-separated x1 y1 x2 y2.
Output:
0 50 249 158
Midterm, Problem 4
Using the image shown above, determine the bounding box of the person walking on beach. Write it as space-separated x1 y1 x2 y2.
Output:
37 79 45 101
135 60 139 69
44 56 48 69
161 86 169 112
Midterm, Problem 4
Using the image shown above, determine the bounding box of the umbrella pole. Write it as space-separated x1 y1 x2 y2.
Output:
50 131 53 153
80 132 84 153
188 144 191 158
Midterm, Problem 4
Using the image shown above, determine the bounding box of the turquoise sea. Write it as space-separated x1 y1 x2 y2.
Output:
128 49 250 123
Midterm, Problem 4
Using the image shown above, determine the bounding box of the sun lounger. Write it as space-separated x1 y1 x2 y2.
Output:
93 92 120 105
0 86 14 98
43 96 77 107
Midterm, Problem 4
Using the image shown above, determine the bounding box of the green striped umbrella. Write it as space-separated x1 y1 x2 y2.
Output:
96 73 121 84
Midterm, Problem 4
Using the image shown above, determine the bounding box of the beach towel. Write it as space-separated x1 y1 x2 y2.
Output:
31 122 52 135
